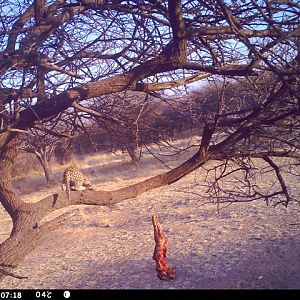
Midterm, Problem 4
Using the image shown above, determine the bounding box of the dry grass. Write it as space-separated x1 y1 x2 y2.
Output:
1 137 199 243
13 136 200 197
1 136 300 289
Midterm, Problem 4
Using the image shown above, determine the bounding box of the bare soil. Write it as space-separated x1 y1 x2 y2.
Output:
0 145 300 289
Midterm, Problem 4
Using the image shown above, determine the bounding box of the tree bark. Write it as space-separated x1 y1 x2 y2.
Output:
35 152 53 185
126 144 139 164
40 159 53 185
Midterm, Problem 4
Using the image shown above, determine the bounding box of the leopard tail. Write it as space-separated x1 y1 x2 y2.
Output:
66 177 71 203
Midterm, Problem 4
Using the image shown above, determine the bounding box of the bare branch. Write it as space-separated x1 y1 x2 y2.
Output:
262 156 291 206
0 267 28 280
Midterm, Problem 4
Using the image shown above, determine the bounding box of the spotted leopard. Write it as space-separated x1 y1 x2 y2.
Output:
61 166 93 203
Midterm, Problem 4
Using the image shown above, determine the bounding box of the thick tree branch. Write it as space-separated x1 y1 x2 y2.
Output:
0 88 35 105
5 5 35 52
188 27 300 39
167 0 187 62
16 60 258 130
136 72 211 92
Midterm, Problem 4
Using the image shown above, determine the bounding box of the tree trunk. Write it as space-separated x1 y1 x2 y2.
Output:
126 144 139 164
40 159 53 185
34 149 54 185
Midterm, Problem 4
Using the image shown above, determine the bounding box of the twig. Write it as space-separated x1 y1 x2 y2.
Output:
263 156 290 207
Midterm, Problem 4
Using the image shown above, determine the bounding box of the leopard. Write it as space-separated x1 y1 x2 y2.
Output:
61 166 93 203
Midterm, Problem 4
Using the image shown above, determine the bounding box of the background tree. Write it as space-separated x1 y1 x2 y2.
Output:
21 133 57 185
76 91 194 162
0 0 299 280
20 127 72 184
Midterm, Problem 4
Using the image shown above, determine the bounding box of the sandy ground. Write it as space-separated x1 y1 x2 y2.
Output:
0 142 300 289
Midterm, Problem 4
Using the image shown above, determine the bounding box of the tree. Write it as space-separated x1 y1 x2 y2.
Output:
77 91 188 162
0 0 299 280
19 112 77 183
20 129 70 184
21 135 56 185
